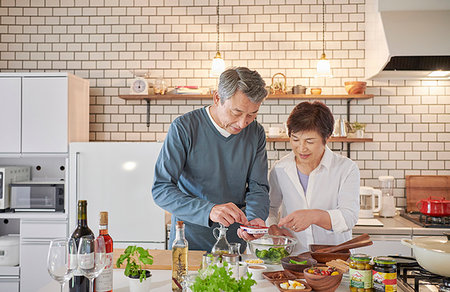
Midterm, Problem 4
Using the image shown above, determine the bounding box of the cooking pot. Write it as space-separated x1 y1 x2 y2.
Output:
416 197 450 217
401 232 450 277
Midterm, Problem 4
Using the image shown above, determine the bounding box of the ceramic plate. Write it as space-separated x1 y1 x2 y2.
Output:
240 225 269 234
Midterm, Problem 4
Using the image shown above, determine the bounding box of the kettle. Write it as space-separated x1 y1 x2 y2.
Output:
359 186 382 218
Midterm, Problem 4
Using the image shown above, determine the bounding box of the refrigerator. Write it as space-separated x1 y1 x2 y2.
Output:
68 142 166 249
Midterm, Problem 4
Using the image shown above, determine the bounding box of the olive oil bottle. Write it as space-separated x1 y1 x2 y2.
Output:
172 221 188 291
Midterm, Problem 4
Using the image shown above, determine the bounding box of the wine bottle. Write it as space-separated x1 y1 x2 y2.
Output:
95 211 113 292
69 200 94 292
172 221 188 291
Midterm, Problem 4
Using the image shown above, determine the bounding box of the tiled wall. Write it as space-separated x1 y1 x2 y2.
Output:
1 0 449 208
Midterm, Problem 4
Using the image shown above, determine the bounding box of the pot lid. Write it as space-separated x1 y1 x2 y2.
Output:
411 234 450 253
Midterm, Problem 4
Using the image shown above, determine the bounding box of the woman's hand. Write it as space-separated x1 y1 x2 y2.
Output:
268 224 294 238
278 209 331 232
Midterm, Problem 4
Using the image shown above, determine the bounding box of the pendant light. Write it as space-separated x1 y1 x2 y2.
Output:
316 0 332 78
210 0 225 77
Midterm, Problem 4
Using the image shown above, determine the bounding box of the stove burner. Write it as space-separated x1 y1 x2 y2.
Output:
402 212 450 228
421 213 450 225
441 278 450 292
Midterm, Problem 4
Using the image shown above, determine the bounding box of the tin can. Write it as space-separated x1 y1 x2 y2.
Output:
349 254 373 292
372 257 397 292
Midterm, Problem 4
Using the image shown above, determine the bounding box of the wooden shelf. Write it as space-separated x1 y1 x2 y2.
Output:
118 94 374 100
266 136 373 143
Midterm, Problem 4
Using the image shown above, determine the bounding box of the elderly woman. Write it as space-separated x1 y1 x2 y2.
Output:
267 101 360 254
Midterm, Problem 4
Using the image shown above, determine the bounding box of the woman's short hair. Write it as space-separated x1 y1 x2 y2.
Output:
286 101 334 144
218 67 267 104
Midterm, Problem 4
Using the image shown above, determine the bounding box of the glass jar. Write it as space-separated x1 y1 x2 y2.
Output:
349 254 373 292
211 224 230 258
372 257 397 292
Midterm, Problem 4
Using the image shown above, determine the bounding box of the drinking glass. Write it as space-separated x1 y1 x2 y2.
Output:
78 236 106 292
47 238 77 292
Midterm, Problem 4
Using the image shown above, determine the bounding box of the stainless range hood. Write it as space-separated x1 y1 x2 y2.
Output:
365 0 450 80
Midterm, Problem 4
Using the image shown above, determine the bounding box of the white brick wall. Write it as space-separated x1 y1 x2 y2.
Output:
1 0 449 208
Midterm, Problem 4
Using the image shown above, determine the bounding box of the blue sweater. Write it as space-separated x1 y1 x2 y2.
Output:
152 107 269 252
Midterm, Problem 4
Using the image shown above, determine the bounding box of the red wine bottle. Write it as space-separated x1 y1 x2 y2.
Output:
69 200 94 292
94 211 113 292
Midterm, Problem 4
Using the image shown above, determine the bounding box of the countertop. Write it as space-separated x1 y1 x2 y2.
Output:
353 215 448 236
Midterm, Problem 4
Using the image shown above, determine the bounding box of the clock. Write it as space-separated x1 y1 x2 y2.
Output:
130 77 149 95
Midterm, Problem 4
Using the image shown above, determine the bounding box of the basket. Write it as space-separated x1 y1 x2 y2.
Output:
271 73 287 95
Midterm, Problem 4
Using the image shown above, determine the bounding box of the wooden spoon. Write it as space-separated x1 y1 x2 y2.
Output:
314 233 370 253
315 239 373 254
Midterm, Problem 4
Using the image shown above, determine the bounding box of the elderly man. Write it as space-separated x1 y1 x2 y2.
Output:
152 67 269 252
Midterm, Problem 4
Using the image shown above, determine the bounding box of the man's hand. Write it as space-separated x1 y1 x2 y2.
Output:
237 218 266 241
209 202 248 227
268 224 294 238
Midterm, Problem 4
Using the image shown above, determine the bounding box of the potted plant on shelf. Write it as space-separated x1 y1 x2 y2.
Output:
116 245 154 292
349 122 366 138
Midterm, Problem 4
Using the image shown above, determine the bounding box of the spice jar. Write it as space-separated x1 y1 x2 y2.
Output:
372 257 397 292
349 254 373 292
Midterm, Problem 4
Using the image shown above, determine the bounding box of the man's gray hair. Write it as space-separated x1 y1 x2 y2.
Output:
217 67 267 104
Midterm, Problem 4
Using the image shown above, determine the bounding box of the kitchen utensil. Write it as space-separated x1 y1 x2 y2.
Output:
303 267 343 292
47 238 77 292
262 270 297 282
416 197 450 217
246 235 297 264
273 279 312 292
401 232 450 277
359 186 382 218
310 88 322 95
405 175 450 213
211 223 230 256
292 85 307 94
247 264 267 280
308 244 350 263
316 239 373 254
379 176 396 217
344 81 366 94
280 256 317 273
314 233 370 253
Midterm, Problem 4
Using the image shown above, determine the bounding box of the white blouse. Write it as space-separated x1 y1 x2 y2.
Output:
267 146 360 254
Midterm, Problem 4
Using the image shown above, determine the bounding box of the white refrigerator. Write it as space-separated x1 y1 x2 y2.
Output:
68 142 166 249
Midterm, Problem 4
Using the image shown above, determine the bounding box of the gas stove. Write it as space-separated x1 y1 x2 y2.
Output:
402 212 450 228
391 256 450 292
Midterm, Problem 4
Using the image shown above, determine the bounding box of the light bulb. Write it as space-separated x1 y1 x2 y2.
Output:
315 53 332 78
210 52 225 77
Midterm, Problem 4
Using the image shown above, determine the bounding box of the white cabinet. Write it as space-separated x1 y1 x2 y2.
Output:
0 267 20 292
0 77 21 153
0 73 89 154
20 219 67 292
352 234 412 257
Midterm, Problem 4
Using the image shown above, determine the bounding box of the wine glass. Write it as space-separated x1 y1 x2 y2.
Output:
47 238 77 292
78 236 106 292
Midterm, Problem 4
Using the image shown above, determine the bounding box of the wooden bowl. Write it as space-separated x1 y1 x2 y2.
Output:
303 267 343 292
281 256 317 273
272 279 312 292
309 244 350 264
344 81 366 94
262 270 296 282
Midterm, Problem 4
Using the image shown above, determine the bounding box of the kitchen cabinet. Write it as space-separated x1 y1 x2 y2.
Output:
0 267 20 292
20 219 67 292
0 73 89 154
353 234 413 257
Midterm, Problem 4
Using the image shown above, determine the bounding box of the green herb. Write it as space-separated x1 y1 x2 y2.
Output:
289 259 307 265
255 247 289 262
116 245 154 283
190 262 256 292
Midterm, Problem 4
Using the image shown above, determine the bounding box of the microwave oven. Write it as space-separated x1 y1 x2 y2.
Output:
10 182 64 212
0 166 31 211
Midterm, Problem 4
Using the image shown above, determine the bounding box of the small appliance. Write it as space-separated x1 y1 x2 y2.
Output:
359 186 382 218
379 175 396 217
10 182 64 212
0 166 31 211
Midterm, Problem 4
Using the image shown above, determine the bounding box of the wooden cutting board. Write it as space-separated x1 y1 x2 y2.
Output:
405 175 450 212
113 249 205 271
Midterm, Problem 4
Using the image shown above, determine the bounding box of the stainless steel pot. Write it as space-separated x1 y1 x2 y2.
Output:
401 232 450 277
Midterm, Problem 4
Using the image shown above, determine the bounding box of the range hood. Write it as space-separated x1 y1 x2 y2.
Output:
365 0 450 80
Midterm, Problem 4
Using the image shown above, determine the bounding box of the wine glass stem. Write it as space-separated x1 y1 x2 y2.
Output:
89 279 94 292
60 282 65 292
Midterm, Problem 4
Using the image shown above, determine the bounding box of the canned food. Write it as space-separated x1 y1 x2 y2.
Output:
372 257 397 292
349 254 373 292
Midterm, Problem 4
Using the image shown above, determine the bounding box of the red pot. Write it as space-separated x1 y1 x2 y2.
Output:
416 197 450 217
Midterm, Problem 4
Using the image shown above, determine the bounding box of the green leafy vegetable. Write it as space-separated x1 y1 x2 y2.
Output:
255 247 289 262
116 245 154 283
190 262 256 292
289 259 307 265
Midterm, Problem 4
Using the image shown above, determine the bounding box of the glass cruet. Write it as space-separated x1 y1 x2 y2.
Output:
211 223 230 257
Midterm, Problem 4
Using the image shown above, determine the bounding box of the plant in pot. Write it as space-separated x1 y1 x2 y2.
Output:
349 122 366 138
116 245 154 292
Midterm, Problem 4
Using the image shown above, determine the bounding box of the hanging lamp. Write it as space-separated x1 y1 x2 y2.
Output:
316 0 332 78
210 0 225 77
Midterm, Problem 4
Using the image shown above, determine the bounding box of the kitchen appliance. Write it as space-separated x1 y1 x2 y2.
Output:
68 142 166 249
0 234 19 266
359 186 382 218
379 175 396 217
9 182 64 212
0 166 31 211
